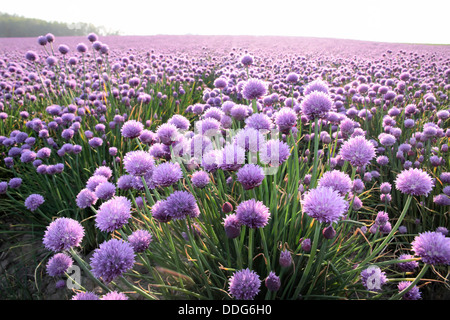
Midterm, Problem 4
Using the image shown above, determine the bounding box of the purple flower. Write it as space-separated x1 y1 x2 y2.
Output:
434 194 450 206
265 271 281 292
195 118 220 136
274 107 297 133
24 194 45 211
121 120 144 138
235 199 270 229
43 217 84 252
88 137 103 148
339 136 376 167
259 139 291 166
242 78 267 100
128 229 152 253
303 79 329 95
76 188 98 209
411 231 450 265
86 175 108 192
240 55 254 66
300 91 333 120
279 249 292 267
395 168 434 197
360 266 387 292
230 104 249 121
380 182 392 194
165 190 200 220
378 133 396 146
156 123 178 145
71 291 99 300
152 162 183 188
301 238 311 252
90 239 135 283
101 291 129 300
218 143 246 172
20 150 36 163
301 186 348 224
123 150 155 176
397 281 422 300
397 254 419 272
168 114 190 131
95 196 132 232
46 253 73 277
93 166 113 179
245 113 272 132
236 164 265 190
151 200 172 223
95 181 116 200
317 170 352 196
228 268 261 300
8 177 22 189
223 213 242 239
191 170 210 189
234 127 266 153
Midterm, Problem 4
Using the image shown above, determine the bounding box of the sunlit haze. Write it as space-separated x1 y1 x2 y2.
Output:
1 0 449 44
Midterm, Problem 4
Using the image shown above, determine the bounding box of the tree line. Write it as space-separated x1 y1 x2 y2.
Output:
0 12 120 37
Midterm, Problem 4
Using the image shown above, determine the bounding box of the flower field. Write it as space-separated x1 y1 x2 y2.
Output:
0 34 449 301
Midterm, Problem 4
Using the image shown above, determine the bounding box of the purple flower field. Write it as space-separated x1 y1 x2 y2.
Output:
0 34 449 301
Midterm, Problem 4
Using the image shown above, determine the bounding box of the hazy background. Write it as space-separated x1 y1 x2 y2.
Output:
0 0 449 44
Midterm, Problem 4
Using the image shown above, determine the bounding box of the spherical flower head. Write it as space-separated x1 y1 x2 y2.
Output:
411 231 450 265
230 104 249 121
20 150 36 163
317 170 352 196
37 147 52 159
191 170 210 189
397 281 421 300
88 137 103 148
375 211 389 226
378 133 396 146
95 181 116 200
234 127 266 153
156 123 178 145
397 254 419 272
380 182 392 194
46 253 73 277
286 72 299 83
360 265 387 292
101 291 128 300
151 199 172 223
123 150 155 176
214 77 228 89
152 162 183 188
245 113 272 132
90 238 135 284
236 164 265 190
223 213 242 239
24 194 45 212
436 227 449 236
300 91 333 120
8 177 22 189
218 143 246 172
240 55 254 66
165 190 200 220
168 114 190 131
301 186 348 224
76 188 98 209
275 107 297 133
279 249 292 267
301 238 312 252
71 291 99 300
303 79 329 95
121 119 144 139
242 78 267 100
339 136 376 168
265 271 281 292
25 50 38 62
93 166 113 180
86 175 108 192
128 229 152 253
395 168 434 197
235 199 270 229
259 139 291 166
228 268 261 300
95 196 132 232
43 217 84 252
434 194 450 206
195 118 220 136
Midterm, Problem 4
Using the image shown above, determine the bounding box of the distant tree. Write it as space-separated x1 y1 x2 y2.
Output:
0 12 120 37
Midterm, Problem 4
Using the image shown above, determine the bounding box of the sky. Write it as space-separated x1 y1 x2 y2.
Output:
1 0 449 44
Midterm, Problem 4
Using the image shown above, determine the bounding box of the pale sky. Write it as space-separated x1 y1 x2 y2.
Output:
1 0 449 44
